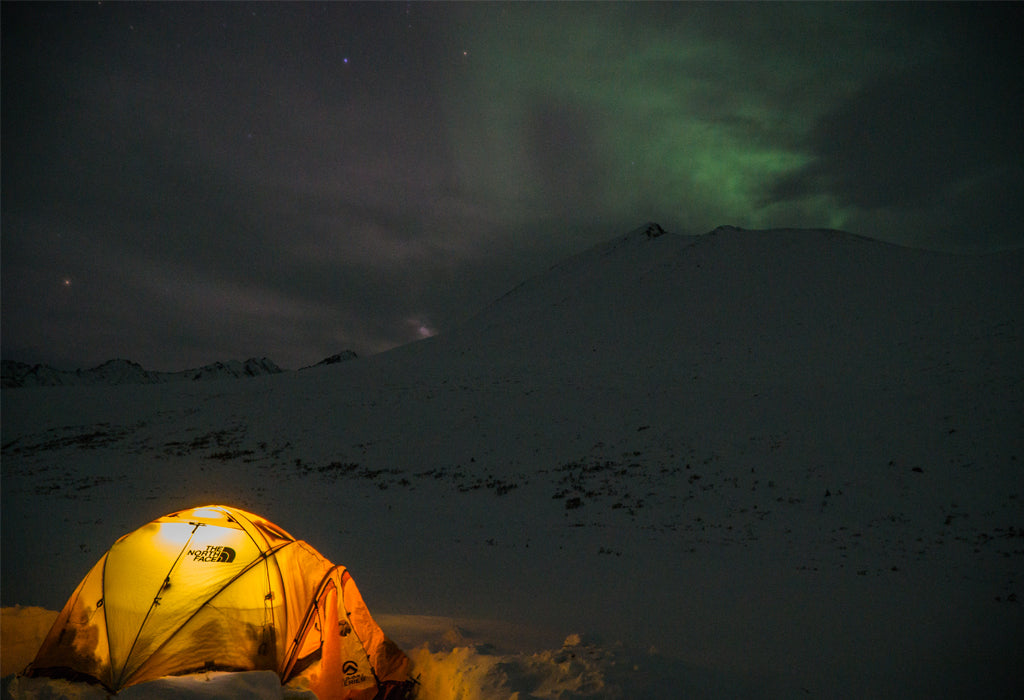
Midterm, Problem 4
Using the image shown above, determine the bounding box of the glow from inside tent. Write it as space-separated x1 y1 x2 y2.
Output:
191 507 225 520
153 522 200 550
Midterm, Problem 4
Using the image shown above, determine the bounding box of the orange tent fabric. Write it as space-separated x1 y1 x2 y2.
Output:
25 505 412 699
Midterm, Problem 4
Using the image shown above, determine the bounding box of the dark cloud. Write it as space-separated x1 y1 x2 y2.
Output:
775 60 1023 210
526 100 604 212
770 3 1024 247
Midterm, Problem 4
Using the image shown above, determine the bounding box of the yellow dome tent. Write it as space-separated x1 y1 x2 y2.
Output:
24 505 413 699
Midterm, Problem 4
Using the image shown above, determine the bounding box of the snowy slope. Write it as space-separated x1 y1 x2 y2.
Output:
2 225 1022 698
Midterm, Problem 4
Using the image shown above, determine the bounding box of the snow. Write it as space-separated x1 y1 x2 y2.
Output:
2 225 1023 698
6 670 317 699
0 608 57 679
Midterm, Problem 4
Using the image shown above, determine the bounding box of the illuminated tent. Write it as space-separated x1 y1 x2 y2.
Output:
25 505 413 700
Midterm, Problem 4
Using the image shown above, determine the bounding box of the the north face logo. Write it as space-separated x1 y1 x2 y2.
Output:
341 660 368 687
188 545 236 562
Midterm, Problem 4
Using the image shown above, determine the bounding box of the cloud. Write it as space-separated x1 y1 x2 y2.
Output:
524 100 604 213
775 62 1022 209
768 4 1024 248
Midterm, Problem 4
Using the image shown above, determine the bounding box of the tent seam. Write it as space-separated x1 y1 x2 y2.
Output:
112 522 204 688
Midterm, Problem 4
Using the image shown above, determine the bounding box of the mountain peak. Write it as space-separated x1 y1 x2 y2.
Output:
709 224 745 234
639 222 666 239
303 350 359 369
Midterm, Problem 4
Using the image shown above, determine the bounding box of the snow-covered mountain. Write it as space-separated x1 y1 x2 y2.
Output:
2 224 1022 698
1 357 285 388
300 350 360 369
1 354 360 388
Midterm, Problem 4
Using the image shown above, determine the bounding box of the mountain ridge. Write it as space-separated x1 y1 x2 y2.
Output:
443 223 1023 371
6 223 1020 387
0 352 360 388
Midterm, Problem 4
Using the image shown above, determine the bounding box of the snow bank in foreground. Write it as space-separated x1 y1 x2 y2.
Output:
2 608 700 700
411 634 623 700
0 608 57 679
405 634 766 700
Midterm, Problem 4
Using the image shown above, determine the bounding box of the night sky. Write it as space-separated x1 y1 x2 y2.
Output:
3 2 1022 371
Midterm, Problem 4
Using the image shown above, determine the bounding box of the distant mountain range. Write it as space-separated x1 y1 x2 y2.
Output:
1 351 358 388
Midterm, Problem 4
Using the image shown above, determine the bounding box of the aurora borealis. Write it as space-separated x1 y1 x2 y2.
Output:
3 2 1021 370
